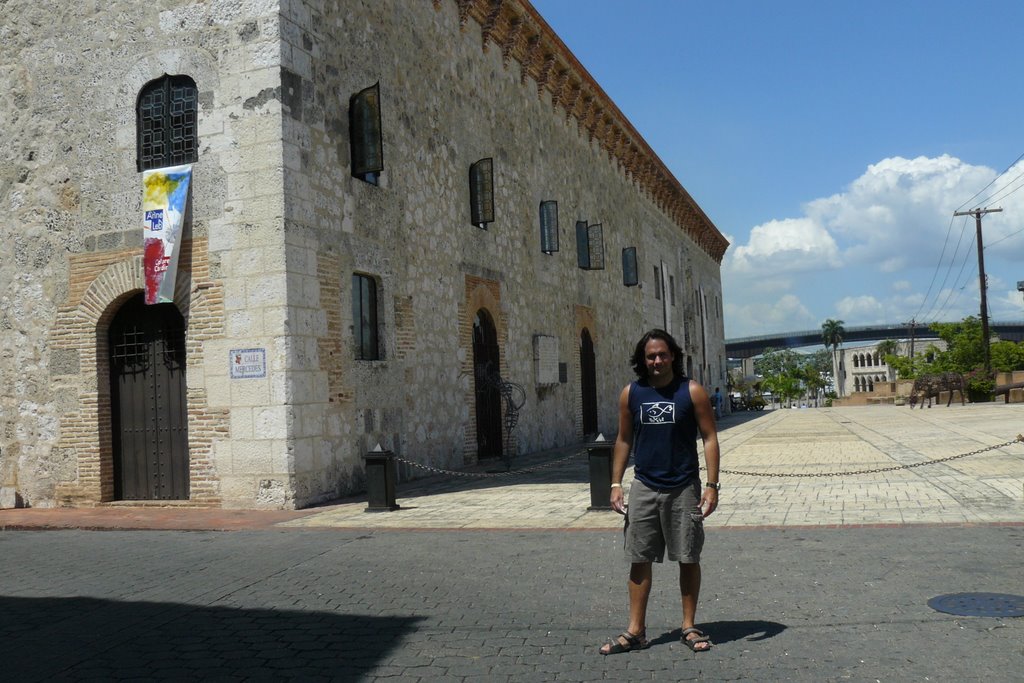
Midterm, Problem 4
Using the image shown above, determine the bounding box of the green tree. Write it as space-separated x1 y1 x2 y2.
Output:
991 340 1024 372
876 338 898 357
821 318 846 396
754 347 802 379
801 363 827 406
875 339 900 380
921 316 1024 401
929 317 986 372
886 354 917 379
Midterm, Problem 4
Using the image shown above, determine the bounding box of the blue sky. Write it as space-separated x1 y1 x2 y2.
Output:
530 0 1024 338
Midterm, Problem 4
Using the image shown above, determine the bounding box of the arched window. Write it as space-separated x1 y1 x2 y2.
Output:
853 355 860 368
137 75 198 171
352 273 380 360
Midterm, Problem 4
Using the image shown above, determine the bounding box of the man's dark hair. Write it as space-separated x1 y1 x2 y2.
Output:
630 328 685 380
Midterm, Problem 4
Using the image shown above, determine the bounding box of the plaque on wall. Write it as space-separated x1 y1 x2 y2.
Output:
230 348 267 379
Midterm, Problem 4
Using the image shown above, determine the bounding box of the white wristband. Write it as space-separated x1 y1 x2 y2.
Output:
610 483 622 489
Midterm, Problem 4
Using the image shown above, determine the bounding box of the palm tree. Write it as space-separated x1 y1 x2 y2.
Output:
876 338 899 381
821 319 846 396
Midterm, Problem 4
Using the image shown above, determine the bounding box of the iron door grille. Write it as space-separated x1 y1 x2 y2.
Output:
110 296 189 500
137 75 198 172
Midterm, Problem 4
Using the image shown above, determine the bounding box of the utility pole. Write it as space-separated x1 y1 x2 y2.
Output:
905 318 916 369
953 207 1002 374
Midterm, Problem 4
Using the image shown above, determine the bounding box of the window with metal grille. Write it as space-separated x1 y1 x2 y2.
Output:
137 75 198 172
622 247 638 286
350 82 383 184
470 158 494 228
539 200 558 254
575 222 604 270
352 273 380 360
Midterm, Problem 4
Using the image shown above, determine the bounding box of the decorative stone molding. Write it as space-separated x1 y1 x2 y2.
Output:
435 0 729 263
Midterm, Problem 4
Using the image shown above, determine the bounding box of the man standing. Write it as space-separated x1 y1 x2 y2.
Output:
713 387 724 418
599 329 721 655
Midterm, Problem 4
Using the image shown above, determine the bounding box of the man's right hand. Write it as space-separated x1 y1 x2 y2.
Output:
610 486 626 514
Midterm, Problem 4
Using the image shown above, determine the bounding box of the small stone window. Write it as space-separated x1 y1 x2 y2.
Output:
539 201 558 254
470 158 494 229
622 247 638 286
653 266 662 300
350 83 383 185
137 75 198 172
575 221 604 270
352 273 380 360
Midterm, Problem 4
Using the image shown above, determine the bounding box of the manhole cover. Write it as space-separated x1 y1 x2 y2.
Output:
927 592 1024 617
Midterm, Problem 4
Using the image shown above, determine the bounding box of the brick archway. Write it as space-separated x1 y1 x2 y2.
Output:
52 244 225 506
460 276 508 462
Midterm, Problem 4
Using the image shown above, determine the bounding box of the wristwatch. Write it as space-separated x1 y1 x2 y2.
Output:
705 482 721 491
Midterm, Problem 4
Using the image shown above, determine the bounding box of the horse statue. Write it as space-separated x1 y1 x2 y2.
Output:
908 372 965 408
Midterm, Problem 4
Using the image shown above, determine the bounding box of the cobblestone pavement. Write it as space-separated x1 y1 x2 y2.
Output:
1 526 1022 681
275 403 1024 531
1 404 1023 681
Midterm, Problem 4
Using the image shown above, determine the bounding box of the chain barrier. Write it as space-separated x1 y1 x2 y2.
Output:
387 434 1023 482
714 434 1024 478
391 449 585 479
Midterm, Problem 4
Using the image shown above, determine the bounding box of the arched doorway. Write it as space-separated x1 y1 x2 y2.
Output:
109 293 189 500
472 309 503 460
580 328 598 435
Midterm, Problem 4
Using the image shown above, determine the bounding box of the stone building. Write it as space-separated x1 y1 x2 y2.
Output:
0 0 728 509
833 339 945 397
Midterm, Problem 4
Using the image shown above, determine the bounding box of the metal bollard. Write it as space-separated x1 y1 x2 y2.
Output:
587 433 614 511
364 445 400 512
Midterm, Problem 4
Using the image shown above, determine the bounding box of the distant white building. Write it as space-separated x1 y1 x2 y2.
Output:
833 339 946 396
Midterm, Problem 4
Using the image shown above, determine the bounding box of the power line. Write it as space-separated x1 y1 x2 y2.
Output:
985 224 1024 249
918 213 975 322
975 169 1024 206
955 150 1024 212
912 213 959 321
917 151 1024 323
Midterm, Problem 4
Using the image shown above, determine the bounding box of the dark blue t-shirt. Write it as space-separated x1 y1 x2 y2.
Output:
629 375 700 489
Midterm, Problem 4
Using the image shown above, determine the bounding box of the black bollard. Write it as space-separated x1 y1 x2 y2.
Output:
364 446 400 512
587 434 614 511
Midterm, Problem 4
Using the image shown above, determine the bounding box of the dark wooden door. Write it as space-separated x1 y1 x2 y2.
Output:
109 294 189 500
472 310 503 460
580 329 598 435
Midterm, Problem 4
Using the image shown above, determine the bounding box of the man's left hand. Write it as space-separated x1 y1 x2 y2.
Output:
699 488 719 518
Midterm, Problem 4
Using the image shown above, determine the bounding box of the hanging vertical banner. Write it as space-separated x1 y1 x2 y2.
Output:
142 164 192 305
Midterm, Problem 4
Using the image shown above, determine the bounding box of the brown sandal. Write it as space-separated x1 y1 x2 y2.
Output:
599 630 649 655
681 627 712 652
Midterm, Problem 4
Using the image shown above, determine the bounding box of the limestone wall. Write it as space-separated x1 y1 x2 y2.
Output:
0 0 727 509
276 0 727 506
1 0 288 508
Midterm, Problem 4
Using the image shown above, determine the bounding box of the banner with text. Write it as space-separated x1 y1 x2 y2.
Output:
142 164 192 305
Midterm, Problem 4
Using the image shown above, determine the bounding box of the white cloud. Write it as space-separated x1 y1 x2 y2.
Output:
722 155 1024 337
727 217 839 275
835 295 885 322
805 155 996 268
724 294 818 337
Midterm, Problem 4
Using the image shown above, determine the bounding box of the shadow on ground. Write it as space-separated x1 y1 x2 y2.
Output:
0 596 423 680
645 620 787 648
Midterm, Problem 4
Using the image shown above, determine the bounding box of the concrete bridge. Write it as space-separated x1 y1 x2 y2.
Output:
725 321 1024 359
